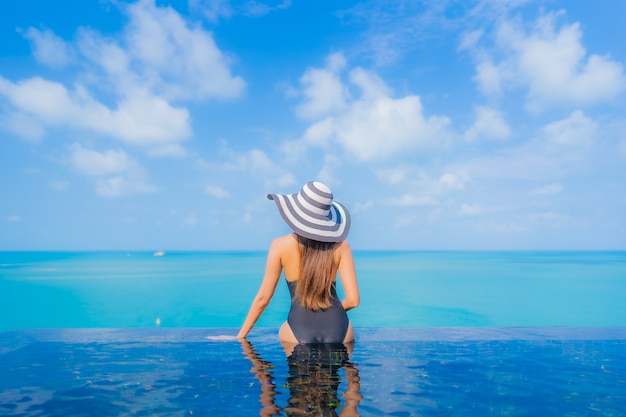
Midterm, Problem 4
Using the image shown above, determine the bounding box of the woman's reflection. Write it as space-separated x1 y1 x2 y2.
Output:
240 340 362 416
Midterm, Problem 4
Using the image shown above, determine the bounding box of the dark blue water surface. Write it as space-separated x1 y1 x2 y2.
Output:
1 328 625 416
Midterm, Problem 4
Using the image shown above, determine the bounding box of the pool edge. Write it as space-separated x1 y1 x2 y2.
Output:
2 326 626 344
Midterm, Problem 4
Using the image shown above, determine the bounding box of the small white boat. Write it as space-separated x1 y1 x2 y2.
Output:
153 251 165 257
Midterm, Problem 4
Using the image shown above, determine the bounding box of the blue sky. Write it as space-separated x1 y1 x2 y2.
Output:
1 0 625 250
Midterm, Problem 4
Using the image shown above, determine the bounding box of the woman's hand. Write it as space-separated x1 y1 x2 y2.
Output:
206 335 239 341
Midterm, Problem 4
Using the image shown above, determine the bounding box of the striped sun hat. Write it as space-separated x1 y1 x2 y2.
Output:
267 181 351 243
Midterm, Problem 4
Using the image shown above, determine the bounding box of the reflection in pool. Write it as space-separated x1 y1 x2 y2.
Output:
242 340 361 416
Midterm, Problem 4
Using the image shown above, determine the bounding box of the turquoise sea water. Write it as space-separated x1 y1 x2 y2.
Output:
1 251 624 330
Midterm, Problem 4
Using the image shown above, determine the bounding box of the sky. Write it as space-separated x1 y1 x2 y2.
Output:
1 0 625 251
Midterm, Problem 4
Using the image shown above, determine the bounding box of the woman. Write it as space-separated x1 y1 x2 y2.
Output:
237 181 359 344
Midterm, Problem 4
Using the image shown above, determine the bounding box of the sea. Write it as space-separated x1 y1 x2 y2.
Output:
1 251 625 416
1 251 624 330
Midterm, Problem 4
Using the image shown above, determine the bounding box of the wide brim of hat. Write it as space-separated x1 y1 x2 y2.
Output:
268 193 351 243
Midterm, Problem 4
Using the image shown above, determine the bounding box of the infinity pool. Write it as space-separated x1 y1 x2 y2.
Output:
2 252 625 415
1 327 625 416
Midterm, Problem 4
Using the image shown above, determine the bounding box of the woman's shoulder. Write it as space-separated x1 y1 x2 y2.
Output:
270 235 299 272
333 240 353 261
270 234 299 251
336 240 352 252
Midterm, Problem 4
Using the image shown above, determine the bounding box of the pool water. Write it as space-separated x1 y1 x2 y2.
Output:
1 327 625 416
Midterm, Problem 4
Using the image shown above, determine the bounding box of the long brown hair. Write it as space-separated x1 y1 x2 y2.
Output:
296 235 338 310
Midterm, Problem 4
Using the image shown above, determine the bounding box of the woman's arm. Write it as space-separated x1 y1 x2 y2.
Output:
240 339 281 417
340 363 362 417
237 239 283 339
337 241 360 311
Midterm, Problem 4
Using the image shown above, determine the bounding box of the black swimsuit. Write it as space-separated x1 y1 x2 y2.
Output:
286 280 349 344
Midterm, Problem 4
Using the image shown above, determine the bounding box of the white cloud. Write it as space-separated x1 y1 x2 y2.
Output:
123 0 246 101
147 144 187 158
4 215 23 222
532 183 563 195
529 211 561 222
335 94 449 161
620 139 626 157
302 118 334 147
296 53 349 120
235 149 297 188
475 220 526 233
446 122 598 183
95 176 157 198
474 58 508 96
374 169 468 204
1 0 245 155
352 200 374 214
205 184 230 198
464 106 511 141
459 29 483 51
111 90 192 145
183 213 198 226
469 11 626 110
316 154 342 185
437 172 469 191
375 167 408 185
386 194 438 207
458 204 482 216
70 144 139 177
189 0 233 23
339 1 459 66
472 0 534 16
348 67 391 101
50 180 70 191
458 203 501 216
295 55 451 162
0 76 191 151
190 0 291 22
393 214 418 229
543 110 596 149
21 27 73 68
239 0 291 17
69 144 157 197
205 144 298 190
63 0 246 101
0 111 46 141
447 144 547 182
